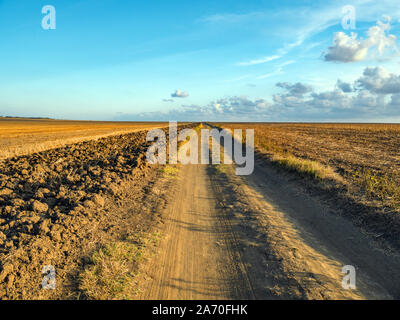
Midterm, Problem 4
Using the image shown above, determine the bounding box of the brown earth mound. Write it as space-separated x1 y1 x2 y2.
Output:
0 124 194 299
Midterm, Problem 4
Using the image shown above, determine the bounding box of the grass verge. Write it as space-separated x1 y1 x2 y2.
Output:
218 125 341 183
79 232 161 300
270 153 342 182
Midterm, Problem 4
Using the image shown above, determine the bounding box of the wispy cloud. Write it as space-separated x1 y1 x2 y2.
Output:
257 70 283 80
237 55 280 66
222 74 252 83
256 60 295 79
198 11 267 24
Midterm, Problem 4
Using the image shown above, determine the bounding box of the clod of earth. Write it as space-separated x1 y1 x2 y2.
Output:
31 200 49 213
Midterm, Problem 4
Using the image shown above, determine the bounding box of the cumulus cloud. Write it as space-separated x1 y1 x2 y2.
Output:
115 66 400 122
309 90 352 109
364 16 397 56
273 93 305 108
195 96 271 117
272 82 313 108
324 17 397 62
171 90 189 98
270 66 400 119
221 96 271 113
324 32 368 62
355 67 400 94
268 66 400 120
276 82 313 97
116 96 272 121
336 80 353 93
388 93 400 111
351 90 384 110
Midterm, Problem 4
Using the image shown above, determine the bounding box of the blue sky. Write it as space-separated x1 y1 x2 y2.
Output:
1 0 400 121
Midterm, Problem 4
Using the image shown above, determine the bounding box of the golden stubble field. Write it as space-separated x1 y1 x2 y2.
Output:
0 118 168 160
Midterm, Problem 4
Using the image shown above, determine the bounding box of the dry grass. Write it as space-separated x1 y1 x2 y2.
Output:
0 118 167 160
270 153 342 181
79 232 161 300
214 163 229 175
79 241 141 300
353 169 400 206
162 165 179 177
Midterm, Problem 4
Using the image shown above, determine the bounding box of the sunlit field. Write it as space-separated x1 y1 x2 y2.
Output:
0 118 167 159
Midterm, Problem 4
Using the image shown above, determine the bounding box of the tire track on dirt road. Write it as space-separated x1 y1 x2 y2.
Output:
239 155 400 299
137 162 257 299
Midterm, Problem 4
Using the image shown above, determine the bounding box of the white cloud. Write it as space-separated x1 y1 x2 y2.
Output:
118 96 273 121
365 16 397 55
276 82 313 97
351 90 384 110
208 96 272 115
273 94 305 108
324 32 369 62
271 66 400 119
171 90 189 98
324 16 397 62
273 82 313 108
117 66 400 121
309 90 352 109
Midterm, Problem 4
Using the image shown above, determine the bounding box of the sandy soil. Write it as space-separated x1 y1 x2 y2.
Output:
137 162 257 299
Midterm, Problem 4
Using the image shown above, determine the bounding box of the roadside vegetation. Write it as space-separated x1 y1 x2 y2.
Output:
270 153 342 182
162 165 179 177
79 232 161 300
353 169 400 208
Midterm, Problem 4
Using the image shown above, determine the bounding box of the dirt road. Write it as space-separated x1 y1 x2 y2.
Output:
137 143 400 300
138 162 255 299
